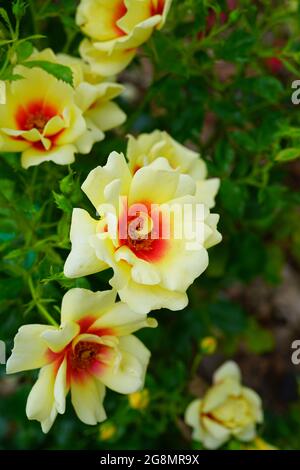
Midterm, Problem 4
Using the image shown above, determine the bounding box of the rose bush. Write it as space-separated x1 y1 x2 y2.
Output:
0 0 300 452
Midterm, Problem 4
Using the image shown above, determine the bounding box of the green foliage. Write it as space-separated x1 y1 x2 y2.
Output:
0 0 300 452
22 60 74 85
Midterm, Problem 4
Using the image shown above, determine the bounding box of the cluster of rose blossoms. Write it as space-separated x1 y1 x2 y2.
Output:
2 0 263 448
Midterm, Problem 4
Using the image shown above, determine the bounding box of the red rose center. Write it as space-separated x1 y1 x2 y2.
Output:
69 341 101 371
16 100 57 133
126 214 154 253
119 203 169 263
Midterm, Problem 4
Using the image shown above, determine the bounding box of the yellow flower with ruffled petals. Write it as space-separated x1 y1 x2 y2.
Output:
0 65 86 169
127 131 220 209
64 151 221 314
6 288 156 433
0 48 126 168
185 361 263 450
33 49 126 155
76 0 173 76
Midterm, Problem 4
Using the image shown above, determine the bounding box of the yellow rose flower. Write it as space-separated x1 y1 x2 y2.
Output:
0 65 86 169
6 288 157 433
127 130 220 209
56 52 126 154
64 151 221 314
0 48 126 169
129 388 150 409
185 361 263 450
76 0 173 76
33 49 126 155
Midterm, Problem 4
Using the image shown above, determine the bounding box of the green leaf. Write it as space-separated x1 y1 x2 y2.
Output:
0 8 12 30
16 41 33 62
252 76 284 103
1 71 24 81
52 191 73 213
276 148 300 162
59 171 75 195
216 29 255 62
22 60 74 86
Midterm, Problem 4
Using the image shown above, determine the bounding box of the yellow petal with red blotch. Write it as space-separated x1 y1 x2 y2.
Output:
76 0 126 41
60 288 117 325
117 0 154 33
12 66 74 112
6 324 55 374
71 375 106 425
94 15 161 52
